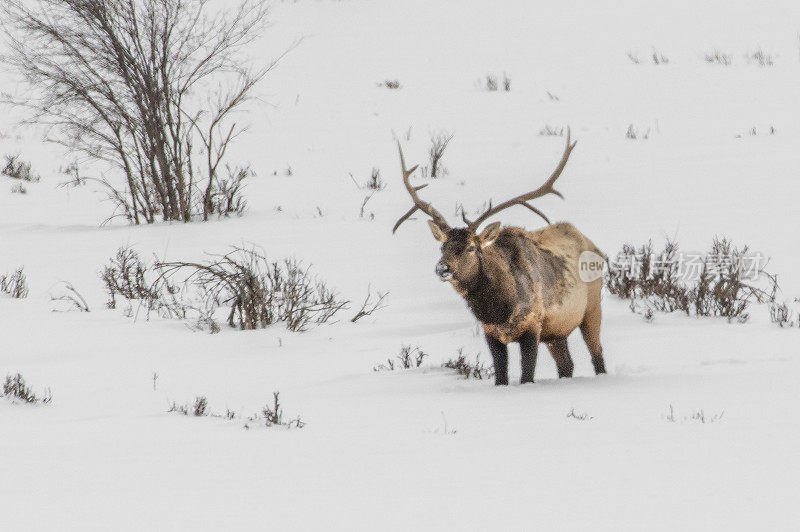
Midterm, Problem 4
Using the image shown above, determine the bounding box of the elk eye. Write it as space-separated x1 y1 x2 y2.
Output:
465 245 475 253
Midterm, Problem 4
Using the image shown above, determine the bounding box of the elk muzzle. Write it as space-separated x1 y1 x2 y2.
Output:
435 261 453 281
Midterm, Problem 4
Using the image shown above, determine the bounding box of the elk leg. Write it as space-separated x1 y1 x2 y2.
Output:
485 334 509 386
547 337 574 378
518 331 539 384
580 304 606 375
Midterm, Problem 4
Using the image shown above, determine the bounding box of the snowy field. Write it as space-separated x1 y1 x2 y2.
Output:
2 0 800 530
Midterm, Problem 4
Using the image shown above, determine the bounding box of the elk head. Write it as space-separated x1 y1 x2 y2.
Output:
393 129 577 284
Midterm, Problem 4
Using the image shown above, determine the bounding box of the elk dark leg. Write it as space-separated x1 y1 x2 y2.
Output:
547 337 574 378
580 303 607 375
485 334 509 386
518 331 539 384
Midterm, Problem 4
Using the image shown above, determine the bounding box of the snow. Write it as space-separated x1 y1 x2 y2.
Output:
2 0 800 529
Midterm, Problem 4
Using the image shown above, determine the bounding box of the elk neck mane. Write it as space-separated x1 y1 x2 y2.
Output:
454 228 567 325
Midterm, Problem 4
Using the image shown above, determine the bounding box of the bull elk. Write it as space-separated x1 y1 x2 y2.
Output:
393 129 607 385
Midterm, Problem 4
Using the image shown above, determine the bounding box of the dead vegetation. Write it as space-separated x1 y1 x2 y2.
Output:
606 237 780 323
102 245 349 332
441 349 493 380
373 345 428 371
1 154 39 182
747 48 775 66
169 392 304 428
3 373 52 404
350 286 388 323
704 50 732 65
0 267 28 298
428 131 454 178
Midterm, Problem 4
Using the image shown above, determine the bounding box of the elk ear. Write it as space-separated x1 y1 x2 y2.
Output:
428 220 447 242
478 222 502 247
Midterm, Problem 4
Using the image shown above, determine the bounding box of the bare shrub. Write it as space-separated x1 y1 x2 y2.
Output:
350 286 388 323
651 49 669 64
154 246 349 332
627 51 641 64
539 125 565 137
0 267 28 298
10 184 26 194
380 79 401 89
2 0 279 224
50 281 90 312
769 300 794 328
607 237 777 322
442 349 493 380
204 165 251 219
626 124 650 140
705 50 732 65
193 396 208 417
250 392 304 429
3 373 51 404
101 247 160 309
566 408 594 421
1 154 39 182
502 73 511 91
373 345 428 371
429 131 454 178
484 74 498 91
748 48 775 66
101 246 185 318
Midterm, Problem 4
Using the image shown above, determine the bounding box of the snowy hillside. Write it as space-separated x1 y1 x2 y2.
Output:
1 0 799 530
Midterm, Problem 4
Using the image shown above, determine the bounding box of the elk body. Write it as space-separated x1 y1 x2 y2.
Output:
394 130 607 385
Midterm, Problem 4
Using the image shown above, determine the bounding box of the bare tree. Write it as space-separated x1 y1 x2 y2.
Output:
1 0 284 224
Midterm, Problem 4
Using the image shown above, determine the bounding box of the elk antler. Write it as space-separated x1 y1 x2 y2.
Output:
462 128 576 231
392 141 451 233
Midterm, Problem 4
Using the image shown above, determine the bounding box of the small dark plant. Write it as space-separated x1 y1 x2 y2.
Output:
374 345 427 371
381 79 401 89
429 131 454 178
193 396 208 416
0 267 28 298
442 349 493 379
1 154 39 182
3 373 51 404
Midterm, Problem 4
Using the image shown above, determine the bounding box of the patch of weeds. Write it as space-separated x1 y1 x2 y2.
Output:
428 131 453 178
430 412 457 435
2 154 39 182
3 373 52 404
155 246 349 332
246 392 305 429
747 48 774 66
704 50 732 65
374 345 428 371
380 79 401 89
607 237 776 323
0 267 29 298
502 73 511 91
663 404 724 424
539 125 565 136
626 124 650 140
442 349 493 380
193 396 208 416
10 183 26 194
627 51 641 64
566 408 594 421
651 48 669 64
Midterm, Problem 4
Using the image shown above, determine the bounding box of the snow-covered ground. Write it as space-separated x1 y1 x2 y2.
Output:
2 0 800 529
